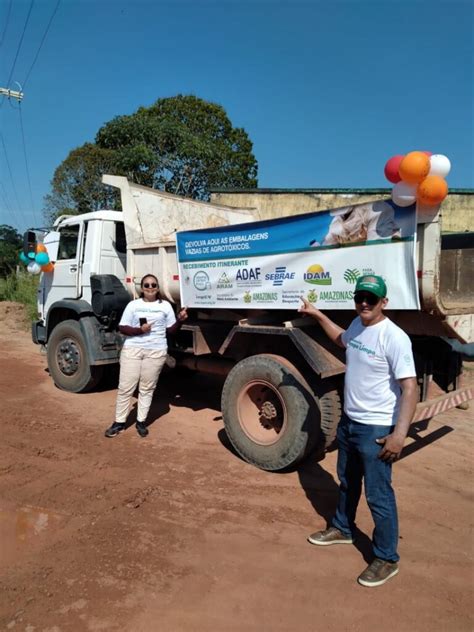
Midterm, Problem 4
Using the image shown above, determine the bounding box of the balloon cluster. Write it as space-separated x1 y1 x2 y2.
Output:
19 242 54 275
384 151 450 207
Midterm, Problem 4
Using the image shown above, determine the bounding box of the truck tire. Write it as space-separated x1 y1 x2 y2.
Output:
47 320 103 393
221 354 318 471
317 385 343 452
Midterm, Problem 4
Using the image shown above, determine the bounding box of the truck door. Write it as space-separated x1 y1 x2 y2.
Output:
48 223 83 302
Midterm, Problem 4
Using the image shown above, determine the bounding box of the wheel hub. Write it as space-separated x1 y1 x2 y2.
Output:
237 381 286 445
56 338 80 376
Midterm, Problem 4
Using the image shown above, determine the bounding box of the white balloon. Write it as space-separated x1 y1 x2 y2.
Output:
391 182 417 207
27 261 42 275
429 154 451 178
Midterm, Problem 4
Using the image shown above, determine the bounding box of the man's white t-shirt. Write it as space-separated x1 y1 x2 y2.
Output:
119 299 176 351
341 317 416 426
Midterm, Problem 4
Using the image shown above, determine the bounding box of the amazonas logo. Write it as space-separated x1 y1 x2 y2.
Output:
304 264 332 286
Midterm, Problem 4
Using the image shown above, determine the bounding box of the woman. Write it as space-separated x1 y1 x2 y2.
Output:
104 274 188 438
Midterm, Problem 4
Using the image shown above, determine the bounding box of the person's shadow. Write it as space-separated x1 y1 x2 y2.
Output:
297 457 373 563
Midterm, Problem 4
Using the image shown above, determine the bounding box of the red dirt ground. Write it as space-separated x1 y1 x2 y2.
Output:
0 302 472 632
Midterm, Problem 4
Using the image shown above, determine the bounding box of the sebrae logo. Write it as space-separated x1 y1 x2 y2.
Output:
304 264 332 286
265 266 295 286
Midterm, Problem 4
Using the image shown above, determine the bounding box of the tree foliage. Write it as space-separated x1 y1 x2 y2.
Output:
0 224 22 277
45 95 258 221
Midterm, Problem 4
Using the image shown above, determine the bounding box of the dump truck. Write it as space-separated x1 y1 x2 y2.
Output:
27 175 473 471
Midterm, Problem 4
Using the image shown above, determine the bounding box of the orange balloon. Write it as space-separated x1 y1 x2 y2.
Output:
36 243 48 253
41 262 55 273
417 176 448 206
399 151 430 184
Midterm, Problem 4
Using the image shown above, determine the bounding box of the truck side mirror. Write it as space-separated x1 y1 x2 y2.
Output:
23 230 37 258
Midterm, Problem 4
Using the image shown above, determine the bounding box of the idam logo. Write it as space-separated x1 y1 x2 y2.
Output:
304 264 332 285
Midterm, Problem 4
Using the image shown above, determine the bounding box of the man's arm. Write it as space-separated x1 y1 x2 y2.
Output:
298 297 345 348
376 376 418 461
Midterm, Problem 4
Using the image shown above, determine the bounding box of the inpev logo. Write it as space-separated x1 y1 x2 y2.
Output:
193 271 211 291
304 264 332 285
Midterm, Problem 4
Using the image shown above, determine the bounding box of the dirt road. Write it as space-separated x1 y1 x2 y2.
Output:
0 303 472 631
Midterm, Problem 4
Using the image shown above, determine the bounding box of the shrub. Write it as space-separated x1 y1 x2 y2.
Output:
0 271 39 321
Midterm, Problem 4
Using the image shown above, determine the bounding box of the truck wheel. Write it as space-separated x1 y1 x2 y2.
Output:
47 320 103 393
221 354 318 471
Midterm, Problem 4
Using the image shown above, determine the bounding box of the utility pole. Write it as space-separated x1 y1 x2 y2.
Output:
0 87 24 102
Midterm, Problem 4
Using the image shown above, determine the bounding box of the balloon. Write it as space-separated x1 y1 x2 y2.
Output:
35 252 50 266
27 261 42 275
429 154 451 178
384 155 404 183
19 251 30 265
417 176 448 206
27 251 36 259
391 182 417 207
423 151 432 156
41 262 54 273
36 243 48 253
398 151 430 184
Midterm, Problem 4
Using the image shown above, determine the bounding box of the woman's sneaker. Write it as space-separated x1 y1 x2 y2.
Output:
104 422 125 438
357 558 399 587
307 527 353 546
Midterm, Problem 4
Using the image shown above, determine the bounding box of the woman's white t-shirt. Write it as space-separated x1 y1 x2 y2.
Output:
119 298 176 350
341 317 416 425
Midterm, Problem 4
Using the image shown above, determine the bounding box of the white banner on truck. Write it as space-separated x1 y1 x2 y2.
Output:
176 200 420 310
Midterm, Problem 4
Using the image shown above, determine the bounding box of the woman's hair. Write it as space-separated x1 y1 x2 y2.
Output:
139 274 162 302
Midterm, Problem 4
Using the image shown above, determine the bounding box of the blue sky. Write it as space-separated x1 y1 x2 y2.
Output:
0 0 472 234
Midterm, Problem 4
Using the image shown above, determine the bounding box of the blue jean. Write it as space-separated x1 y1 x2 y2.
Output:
332 413 399 562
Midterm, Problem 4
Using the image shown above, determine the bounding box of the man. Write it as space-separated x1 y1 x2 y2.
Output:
298 275 417 587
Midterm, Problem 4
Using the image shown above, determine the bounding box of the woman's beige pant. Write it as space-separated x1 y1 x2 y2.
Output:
115 347 168 424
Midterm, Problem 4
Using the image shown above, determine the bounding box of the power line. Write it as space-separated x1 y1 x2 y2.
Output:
18 104 40 226
0 0 13 48
23 0 61 89
0 0 35 109
0 132 29 228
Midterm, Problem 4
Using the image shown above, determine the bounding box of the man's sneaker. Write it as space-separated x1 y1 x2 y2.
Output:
136 421 149 438
307 526 353 546
104 422 125 438
357 558 399 587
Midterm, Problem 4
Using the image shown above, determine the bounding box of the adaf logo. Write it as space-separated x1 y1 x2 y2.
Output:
304 264 332 285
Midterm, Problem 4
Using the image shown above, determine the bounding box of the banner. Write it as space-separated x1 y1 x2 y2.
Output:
176 200 420 310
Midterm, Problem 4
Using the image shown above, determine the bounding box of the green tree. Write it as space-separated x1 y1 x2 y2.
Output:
44 143 119 223
0 224 22 277
45 95 258 219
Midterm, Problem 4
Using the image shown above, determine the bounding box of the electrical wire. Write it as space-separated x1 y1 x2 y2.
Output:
0 132 30 229
23 0 61 89
18 104 40 226
0 0 34 110
0 0 13 48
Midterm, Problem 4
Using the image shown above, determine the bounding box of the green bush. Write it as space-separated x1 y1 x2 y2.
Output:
0 271 39 321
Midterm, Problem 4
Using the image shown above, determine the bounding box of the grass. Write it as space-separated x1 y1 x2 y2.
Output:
0 271 39 321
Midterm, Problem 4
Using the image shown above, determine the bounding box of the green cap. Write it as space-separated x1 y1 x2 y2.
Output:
355 275 387 298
